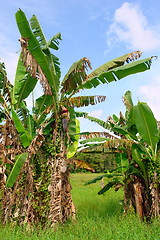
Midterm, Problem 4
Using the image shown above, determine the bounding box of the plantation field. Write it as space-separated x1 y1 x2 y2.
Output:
0 173 159 240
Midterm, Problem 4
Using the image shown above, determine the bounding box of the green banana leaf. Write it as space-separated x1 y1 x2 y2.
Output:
67 119 80 159
11 109 32 148
15 9 59 105
113 125 137 141
12 53 37 108
98 180 119 195
82 58 152 89
48 32 62 50
35 94 54 124
115 152 129 174
30 15 61 78
85 115 110 130
124 90 134 120
124 90 134 109
134 102 158 150
6 153 28 188
68 107 77 141
25 114 36 139
87 51 142 79
84 173 122 186
84 174 107 186
132 144 148 184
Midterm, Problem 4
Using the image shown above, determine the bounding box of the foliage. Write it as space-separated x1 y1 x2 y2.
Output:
82 91 160 220
0 8 155 227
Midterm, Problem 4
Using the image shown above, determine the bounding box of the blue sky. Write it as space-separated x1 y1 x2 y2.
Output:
1 0 160 132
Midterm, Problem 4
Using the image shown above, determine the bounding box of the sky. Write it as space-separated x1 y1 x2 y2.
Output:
1 0 160 132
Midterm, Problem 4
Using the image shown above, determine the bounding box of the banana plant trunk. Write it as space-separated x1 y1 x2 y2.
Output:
150 172 160 218
49 130 76 226
133 181 143 219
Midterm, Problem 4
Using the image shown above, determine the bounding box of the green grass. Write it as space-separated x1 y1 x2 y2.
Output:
0 173 159 240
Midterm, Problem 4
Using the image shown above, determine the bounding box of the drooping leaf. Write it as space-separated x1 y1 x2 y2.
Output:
84 175 106 186
70 159 95 172
98 180 119 195
84 115 111 130
6 153 28 188
61 57 92 94
75 111 88 118
69 95 106 108
134 102 158 150
87 51 142 79
81 58 152 90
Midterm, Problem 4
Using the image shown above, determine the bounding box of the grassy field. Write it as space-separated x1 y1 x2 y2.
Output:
0 173 159 240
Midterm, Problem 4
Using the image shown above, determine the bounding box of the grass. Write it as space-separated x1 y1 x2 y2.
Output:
0 173 159 240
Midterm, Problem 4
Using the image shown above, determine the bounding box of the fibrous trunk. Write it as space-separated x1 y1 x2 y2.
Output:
49 130 75 226
150 172 160 218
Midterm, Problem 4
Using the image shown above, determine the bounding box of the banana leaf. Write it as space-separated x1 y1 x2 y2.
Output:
134 102 158 150
98 180 119 195
82 58 152 90
11 109 32 148
12 53 37 108
6 153 28 188
15 9 59 106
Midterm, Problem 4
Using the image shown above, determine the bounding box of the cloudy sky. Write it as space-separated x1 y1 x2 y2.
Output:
1 0 160 132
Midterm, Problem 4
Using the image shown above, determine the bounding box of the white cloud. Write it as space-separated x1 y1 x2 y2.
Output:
107 2 160 52
138 75 160 119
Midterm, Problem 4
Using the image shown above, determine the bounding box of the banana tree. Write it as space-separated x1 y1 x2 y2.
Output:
108 91 160 219
0 8 155 226
81 91 160 220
